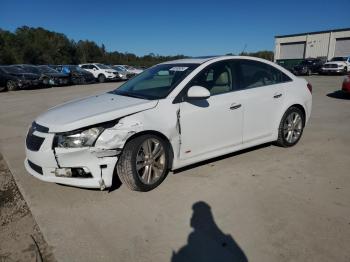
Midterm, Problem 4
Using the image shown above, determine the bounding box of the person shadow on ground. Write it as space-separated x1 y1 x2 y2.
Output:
171 201 248 262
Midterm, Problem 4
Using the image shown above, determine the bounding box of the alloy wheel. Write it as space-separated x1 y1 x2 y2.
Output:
6 80 17 91
136 138 166 185
283 112 303 144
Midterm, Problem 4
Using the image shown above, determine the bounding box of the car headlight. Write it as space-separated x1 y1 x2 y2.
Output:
338 64 344 68
55 127 104 148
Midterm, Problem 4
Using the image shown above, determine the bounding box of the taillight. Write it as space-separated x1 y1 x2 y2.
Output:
307 83 312 93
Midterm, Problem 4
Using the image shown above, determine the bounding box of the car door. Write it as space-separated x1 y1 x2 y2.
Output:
235 60 289 144
179 61 243 159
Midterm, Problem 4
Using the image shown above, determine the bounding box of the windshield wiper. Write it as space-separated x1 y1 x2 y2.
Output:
114 91 149 100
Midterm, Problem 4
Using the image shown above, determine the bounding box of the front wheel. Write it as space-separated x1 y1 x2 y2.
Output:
6 80 18 91
116 134 170 191
343 67 348 75
276 107 305 147
98 74 106 83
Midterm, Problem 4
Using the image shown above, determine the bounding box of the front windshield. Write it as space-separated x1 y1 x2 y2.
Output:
96 63 112 70
74 66 86 72
110 63 199 100
331 57 346 62
112 66 126 72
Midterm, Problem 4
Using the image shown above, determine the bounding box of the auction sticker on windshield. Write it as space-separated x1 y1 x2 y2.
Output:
169 67 188 71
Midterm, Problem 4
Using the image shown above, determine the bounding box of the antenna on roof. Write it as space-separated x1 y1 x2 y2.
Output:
241 44 247 55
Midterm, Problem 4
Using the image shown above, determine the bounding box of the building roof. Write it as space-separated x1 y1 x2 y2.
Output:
275 28 350 38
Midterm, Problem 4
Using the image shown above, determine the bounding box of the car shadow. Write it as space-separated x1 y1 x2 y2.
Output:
171 201 248 262
173 143 271 174
109 171 122 192
327 91 350 100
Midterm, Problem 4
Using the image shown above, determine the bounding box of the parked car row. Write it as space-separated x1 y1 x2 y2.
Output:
291 56 350 76
0 63 144 92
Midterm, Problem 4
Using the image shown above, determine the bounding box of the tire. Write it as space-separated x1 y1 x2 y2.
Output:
42 77 49 85
343 67 348 75
276 106 305 147
98 74 106 83
116 134 170 191
6 80 17 91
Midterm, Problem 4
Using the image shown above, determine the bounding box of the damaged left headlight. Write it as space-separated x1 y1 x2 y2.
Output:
54 127 104 148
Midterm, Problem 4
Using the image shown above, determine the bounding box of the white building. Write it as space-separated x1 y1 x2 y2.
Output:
275 28 350 61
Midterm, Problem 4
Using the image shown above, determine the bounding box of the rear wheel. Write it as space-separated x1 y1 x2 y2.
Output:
116 134 170 191
98 74 106 83
6 80 17 91
276 106 305 147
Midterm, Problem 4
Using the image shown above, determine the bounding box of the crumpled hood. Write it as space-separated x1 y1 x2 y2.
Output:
36 93 158 132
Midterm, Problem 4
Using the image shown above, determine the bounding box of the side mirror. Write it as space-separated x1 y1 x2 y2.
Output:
93 68 97 71
187 86 210 100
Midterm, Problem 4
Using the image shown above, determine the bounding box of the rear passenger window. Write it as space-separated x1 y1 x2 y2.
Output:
238 60 291 89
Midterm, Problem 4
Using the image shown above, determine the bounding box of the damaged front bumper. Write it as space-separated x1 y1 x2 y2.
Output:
24 127 120 190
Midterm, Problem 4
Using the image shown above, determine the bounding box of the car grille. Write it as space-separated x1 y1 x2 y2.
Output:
28 160 43 175
324 64 338 68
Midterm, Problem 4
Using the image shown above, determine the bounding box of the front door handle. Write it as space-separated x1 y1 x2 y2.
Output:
273 93 282 99
229 104 241 110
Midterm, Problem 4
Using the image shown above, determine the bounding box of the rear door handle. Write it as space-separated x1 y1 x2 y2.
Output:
273 93 282 98
229 104 241 110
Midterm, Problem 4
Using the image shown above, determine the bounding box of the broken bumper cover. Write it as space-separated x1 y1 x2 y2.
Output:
24 130 119 189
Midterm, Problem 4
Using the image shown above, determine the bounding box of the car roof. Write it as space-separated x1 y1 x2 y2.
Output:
161 56 222 65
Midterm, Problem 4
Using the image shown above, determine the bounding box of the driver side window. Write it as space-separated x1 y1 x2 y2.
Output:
189 61 234 96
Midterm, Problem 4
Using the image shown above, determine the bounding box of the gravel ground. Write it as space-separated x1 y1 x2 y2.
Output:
0 153 56 262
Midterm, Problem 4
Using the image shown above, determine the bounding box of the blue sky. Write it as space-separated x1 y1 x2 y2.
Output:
1 0 349 56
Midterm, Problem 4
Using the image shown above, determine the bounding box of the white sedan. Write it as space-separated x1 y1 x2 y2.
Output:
25 56 312 191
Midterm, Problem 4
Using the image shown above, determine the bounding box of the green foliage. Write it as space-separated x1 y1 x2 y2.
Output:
0 26 273 66
0 26 187 66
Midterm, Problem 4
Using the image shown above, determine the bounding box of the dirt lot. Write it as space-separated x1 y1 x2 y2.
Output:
0 153 55 262
0 77 349 262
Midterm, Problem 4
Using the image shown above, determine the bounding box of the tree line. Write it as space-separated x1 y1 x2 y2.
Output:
0 26 274 67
